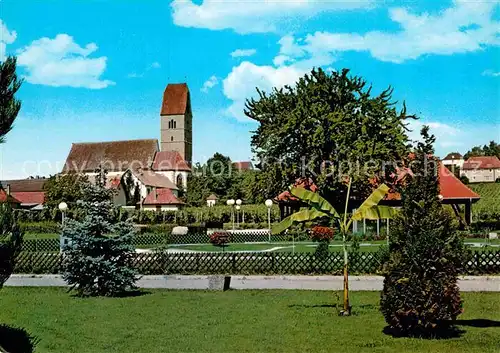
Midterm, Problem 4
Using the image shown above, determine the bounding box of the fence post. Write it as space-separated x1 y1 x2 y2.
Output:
271 252 275 273
231 253 236 273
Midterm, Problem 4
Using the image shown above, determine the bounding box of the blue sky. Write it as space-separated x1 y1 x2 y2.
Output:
0 0 499 179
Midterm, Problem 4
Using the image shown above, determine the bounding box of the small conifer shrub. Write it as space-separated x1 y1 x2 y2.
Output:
61 169 137 296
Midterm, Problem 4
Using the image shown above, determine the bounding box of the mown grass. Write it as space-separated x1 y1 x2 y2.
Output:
0 288 499 353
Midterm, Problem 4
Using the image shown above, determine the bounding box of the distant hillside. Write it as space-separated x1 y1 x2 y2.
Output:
469 183 500 215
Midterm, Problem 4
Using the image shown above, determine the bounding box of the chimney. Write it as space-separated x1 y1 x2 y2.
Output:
6 184 10 196
153 187 157 201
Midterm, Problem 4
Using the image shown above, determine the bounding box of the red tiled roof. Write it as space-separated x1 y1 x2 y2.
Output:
462 156 500 170
233 161 254 171
438 164 480 199
160 83 189 116
131 170 178 190
152 151 191 172
141 188 184 205
63 139 158 173
276 178 318 202
385 163 479 201
0 189 21 204
11 191 45 205
1 179 47 192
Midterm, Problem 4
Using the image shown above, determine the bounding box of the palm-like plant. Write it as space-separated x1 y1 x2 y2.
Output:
272 179 397 315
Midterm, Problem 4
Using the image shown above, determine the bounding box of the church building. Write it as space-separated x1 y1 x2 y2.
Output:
62 83 192 211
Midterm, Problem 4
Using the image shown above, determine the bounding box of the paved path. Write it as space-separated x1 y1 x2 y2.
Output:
5 275 500 291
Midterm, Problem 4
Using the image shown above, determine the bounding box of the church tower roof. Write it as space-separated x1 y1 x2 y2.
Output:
160 83 189 116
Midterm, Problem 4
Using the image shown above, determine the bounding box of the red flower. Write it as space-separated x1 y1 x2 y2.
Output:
210 232 230 246
310 226 334 242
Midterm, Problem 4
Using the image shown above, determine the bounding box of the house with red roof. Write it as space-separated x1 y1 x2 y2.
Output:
233 161 254 172
0 178 47 209
460 156 500 183
61 83 192 210
0 187 21 208
141 187 184 211
275 163 480 225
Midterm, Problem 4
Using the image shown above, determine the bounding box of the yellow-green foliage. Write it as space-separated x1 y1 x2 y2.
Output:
469 183 500 215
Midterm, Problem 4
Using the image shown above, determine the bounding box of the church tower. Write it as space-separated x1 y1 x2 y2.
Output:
160 83 193 164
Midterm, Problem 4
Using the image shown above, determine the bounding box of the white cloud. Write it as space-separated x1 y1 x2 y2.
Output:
221 1 500 121
407 120 463 150
223 61 307 121
201 75 219 92
230 49 257 58
127 61 161 78
0 20 17 61
150 61 161 69
482 69 500 77
17 34 114 89
283 1 500 63
171 0 374 34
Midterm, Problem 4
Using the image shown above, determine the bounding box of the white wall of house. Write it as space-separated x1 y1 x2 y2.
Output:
461 168 500 183
142 205 180 211
207 199 216 207
442 159 464 168
155 171 189 189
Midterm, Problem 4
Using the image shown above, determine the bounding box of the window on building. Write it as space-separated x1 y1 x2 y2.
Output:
176 174 184 188
171 136 174 141
168 119 176 129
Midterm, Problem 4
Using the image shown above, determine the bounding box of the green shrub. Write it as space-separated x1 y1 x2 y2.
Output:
61 170 137 297
0 204 23 289
380 128 469 335
19 221 59 234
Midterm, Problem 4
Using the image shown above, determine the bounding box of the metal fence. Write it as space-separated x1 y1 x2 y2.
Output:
13 249 500 275
22 231 293 252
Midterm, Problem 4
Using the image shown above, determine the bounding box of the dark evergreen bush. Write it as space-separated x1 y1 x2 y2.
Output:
61 169 137 297
380 127 470 335
0 204 22 289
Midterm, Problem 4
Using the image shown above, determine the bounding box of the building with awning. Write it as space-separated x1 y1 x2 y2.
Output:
274 163 480 225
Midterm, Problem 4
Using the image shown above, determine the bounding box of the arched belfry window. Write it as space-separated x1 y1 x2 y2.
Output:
168 119 176 129
176 174 184 188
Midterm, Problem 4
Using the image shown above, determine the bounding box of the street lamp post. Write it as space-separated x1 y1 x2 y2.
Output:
236 199 242 228
226 199 235 230
58 202 68 226
265 199 273 243
235 205 241 227
58 202 69 252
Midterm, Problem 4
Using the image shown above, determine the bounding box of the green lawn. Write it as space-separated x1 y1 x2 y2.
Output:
171 242 387 253
0 288 499 353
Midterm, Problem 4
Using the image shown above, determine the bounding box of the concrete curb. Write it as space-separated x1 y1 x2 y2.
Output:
5 274 500 291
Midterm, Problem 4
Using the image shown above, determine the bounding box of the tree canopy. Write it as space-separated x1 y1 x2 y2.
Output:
245 68 415 209
0 56 22 143
186 153 265 206
464 141 500 159
43 173 90 210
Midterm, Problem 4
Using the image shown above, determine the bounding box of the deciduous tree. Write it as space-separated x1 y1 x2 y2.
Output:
246 68 415 209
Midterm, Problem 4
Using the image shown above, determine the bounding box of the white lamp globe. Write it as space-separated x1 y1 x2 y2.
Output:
235 205 241 211
236 199 242 206
227 199 235 206
438 194 444 201
265 199 273 208
58 202 68 211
